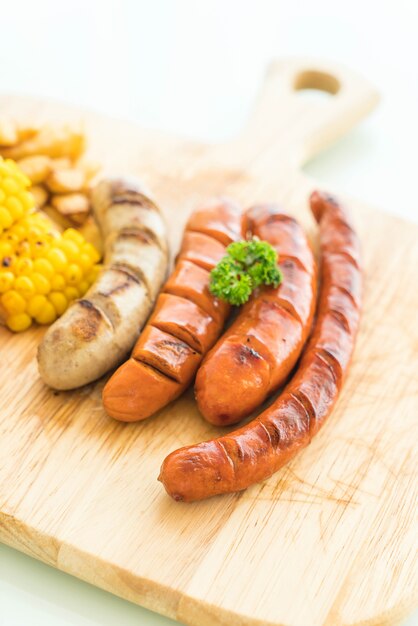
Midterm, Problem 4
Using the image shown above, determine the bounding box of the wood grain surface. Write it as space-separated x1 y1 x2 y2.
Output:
0 58 417 626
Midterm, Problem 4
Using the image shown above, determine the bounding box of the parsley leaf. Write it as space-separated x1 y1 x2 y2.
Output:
209 239 282 306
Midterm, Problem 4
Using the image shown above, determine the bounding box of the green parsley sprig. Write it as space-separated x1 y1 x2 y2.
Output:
209 239 282 306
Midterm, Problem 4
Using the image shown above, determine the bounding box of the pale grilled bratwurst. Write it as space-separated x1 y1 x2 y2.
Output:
37 177 168 389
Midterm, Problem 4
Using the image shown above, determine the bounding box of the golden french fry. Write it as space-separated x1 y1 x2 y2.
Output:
41 205 71 230
68 211 90 226
46 168 86 193
50 157 73 170
17 155 52 184
51 192 90 216
77 159 101 183
1 125 85 160
17 123 39 142
31 185 49 209
0 117 18 147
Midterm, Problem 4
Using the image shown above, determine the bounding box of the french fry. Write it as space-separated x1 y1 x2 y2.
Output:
41 205 71 230
17 124 39 142
31 185 49 209
1 125 85 160
77 159 101 183
68 211 90 226
50 157 73 170
17 155 52 184
51 192 90 216
0 117 18 146
46 168 86 193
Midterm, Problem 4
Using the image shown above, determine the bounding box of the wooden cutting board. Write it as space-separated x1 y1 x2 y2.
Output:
0 59 417 626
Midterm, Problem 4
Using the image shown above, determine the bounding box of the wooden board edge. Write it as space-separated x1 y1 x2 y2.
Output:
0 510 179 622
2 509 416 626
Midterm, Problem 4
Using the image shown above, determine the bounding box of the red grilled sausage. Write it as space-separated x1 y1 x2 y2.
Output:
103 198 247 421
195 205 317 425
159 191 362 501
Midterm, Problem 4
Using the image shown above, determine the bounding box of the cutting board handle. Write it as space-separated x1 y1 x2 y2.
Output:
234 58 379 168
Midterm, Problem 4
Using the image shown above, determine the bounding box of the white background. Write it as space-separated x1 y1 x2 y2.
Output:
0 1 417 625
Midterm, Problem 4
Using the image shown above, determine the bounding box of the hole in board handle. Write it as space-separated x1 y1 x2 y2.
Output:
293 70 340 99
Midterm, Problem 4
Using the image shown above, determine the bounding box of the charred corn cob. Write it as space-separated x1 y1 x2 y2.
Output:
0 158 101 332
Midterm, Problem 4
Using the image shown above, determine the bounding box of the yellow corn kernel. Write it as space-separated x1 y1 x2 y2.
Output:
46 247 67 272
48 291 68 315
51 274 66 291
57 238 79 261
65 263 82 285
30 241 48 259
64 286 79 301
19 190 35 211
9 222 26 239
0 271 14 292
0 241 13 257
30 272 51 295
35 301 57 325
83 242 100 263
1 290 26 314
14 275 35 299
77 280 89 295
33 258 54 279
4 231 19 244
78 252 92 272
2 177 19 195
63 228 85 245
16 240 31 256
86 265 101 284
27 294 47 317
0 207 13 231
6 312 32 332
14 258 33 275
5 196 24 220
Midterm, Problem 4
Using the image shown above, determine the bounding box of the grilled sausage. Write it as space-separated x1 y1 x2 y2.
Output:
103 197 247 422
159 191 362 501
195 205 317 425
37 177 168 389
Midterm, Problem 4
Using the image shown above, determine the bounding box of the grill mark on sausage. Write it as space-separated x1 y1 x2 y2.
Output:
111 194 157 211
234 343 263 366
114 228 155 244
150 320 203 355
135 334 197 383
131 353 179 383
176 231 226 271
279 254 312 274
289 389 316 433
258 418 281 450
325 249 359 270
110 223 163 251
247 208 299 228
187 228 228 247
274 299 304 328
331 283 359 310
315 348 342 387
102 265 142 288
89 266 149 328
217 440 236 474
328 308 351 334
74 299 113 337
108 179 146 197
176 240 223 271
163 259 225 320
108 262 149 293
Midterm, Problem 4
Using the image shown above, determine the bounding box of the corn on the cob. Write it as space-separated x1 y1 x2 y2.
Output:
0 158 101 332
